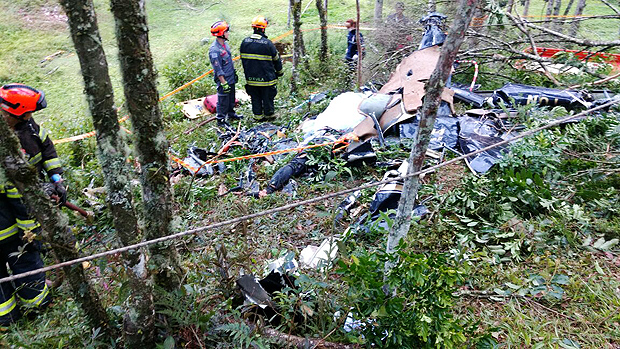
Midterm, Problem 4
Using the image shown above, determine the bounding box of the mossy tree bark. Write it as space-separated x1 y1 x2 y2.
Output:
387 0 479 259
59 0 155 346
0 120 113 338
315 0 328 61
290 0 305 93
109 0 184 291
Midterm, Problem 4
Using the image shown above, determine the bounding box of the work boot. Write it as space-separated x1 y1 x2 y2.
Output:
228 113 243 120
216 115 228 127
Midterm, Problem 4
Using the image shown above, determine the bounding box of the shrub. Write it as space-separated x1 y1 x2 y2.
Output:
337 242 470 348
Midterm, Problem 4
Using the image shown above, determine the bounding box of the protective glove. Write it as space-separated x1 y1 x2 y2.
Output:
41 183 56 198
54 181 67 205
234 72 239 83
221 81 231 93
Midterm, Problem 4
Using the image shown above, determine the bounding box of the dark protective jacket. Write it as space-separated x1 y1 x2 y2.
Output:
13 118 63 180
345 29 364 60
240 33 283 87
209 40 237 86
0 184 39 243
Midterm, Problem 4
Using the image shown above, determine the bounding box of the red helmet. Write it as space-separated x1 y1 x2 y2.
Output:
0 84 47 117
211 21 229 37
252 16 268 29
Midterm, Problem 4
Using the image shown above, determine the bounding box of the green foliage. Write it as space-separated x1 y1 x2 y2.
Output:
160 42 219 102
213 321 274 349
305 147 353 183
493 273 570 304
338 242 471 348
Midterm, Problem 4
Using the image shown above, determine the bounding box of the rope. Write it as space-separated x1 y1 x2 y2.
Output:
2 98 618 285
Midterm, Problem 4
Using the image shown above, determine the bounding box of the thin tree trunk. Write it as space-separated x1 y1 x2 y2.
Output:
522 0 530 17
290 0 304 93
551 0 562 32
506 0 515 13
59 0 155 346
428 0 436 12
469 1 487 47
387 0 479 258
544 0 554 27
316 0 328 60
356 0 362 89
109 0 184 291
374 0 383 25
563 0 575 16
568 0 587 38
0 121 113 338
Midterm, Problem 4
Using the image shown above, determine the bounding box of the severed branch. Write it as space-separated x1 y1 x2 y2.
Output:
261 328 361 348
599 0 620 16
505 12 620 47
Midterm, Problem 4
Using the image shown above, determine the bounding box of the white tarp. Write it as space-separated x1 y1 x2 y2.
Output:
301 92 367 136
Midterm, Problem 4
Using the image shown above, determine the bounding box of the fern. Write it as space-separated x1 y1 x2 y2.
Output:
215 322 272 349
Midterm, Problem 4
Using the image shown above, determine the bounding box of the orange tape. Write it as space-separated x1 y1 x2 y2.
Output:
170 134 355 175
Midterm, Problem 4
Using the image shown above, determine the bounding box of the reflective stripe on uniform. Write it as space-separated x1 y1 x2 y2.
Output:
28 152 42 166
0 295 17 316
43 158 62 171
240 53 273 61
5 187 21 199
16 218 39 231
0 224 19 241
38 128 49 141
246 80 277 87
19 284 49 307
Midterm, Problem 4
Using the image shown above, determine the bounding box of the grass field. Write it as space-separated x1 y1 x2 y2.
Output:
0 0 617 138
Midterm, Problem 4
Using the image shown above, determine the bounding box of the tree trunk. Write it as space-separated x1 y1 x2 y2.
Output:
428 0 436 12
290 0 304 93
551 0 562 32
109 0 184 291
469 1 487 47
386 0 479 259
0 121 113 337
316 0 328 61
544 0 554 27
563 0 575 16
374 0 383 25
568 0 587 38
506 0 515 13
356 0 362 89
59 0 155 346
522 0 530 17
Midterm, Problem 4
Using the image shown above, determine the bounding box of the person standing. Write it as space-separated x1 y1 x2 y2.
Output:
344 19 365 66
209 21 241 126
0 84 64 325
239 15 284 122
385 2 414 51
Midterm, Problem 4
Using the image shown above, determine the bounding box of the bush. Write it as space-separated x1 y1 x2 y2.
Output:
338 242 470 348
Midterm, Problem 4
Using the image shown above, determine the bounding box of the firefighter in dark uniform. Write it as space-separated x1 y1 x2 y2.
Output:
209 21 241 126
0 84 66 325
240 15 284 122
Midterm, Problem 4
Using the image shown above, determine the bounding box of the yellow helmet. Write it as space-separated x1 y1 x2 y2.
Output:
251 16 268 29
